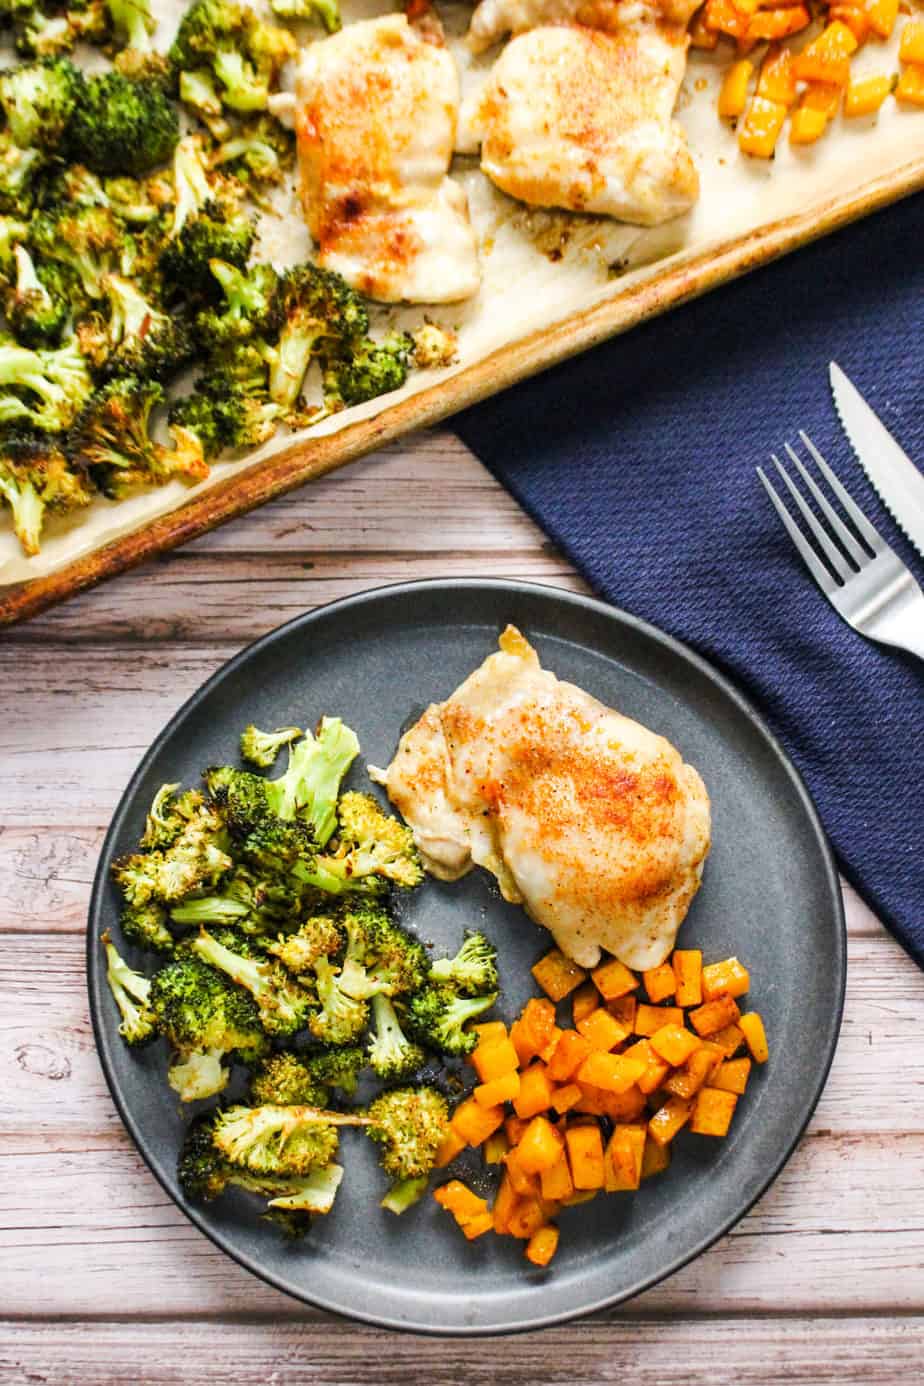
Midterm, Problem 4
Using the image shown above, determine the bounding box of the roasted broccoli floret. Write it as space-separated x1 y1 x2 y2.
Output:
0 335 92 432
412 321 457 370
312 790 423 891
0 56 84 151
178 1110 344 1218
269 264 368 412
0 134 45 217
309 956 367 1045
0 426 91 553
365 1084 450 1213
0 216 28 277
161 197 255 296
428 931 498 997
106 0 155 53
323 331 413 412
248 1049 330 1107
68 71 179 176
266 914 343 974
12 7 75 58
190 925 315 1036
112 800 233 905
195 258 279 349
167 388 227 463
150 955 268 1100
178 68 231 140
69 374 209 493
4 245 70 348
240 722 302 768
211 113 294 184
302 1044 365 1096
120 900 174 953
337 904 427 1000
169 0 296 114
29 205 123 299
171 864 307 935
104 174 168 224
367 993 426 1082
101 273 194 380
101 929 157 1045
139 781 185 849
406 984 497 1058
212 1102 368 1176
269 0 339 30
205 765 319 875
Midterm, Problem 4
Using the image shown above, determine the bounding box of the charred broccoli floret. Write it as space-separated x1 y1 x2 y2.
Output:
269 264 368 412
190 925 315 1036
69 375 209 493
167 389 226 463
406 984 497 1058
365 1085 450 1213
101 273 194 380
0 56 84 150
4 245 70 347
120 899 174 953
139 781 187 850
211 113 294 185
0 134 45 216
301 1044 365 1097
309 955 367 1045
111 799 233 904
0 426 92 554
337 904 427 1000
29 204 123 299
12 7 75 58
161 195 255 296
68 71 179 176
248 1049 330 1107
429 931 498 997
240 723 302 768
269 0 339 31
212 1102 368 1176
169 0 296 114
196 258 279 349
101 929 157 1045
150 955 268 1100
367 993 426 1082
310 791 423 892
323 332 413 412
266 914 343 974
0 335 92 432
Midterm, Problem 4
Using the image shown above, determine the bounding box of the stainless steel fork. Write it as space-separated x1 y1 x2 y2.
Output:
757 431 924 663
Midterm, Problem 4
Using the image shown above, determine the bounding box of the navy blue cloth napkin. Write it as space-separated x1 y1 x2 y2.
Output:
456 191 924 967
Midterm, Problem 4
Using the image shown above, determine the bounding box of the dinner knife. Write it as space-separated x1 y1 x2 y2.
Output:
829 360 924 561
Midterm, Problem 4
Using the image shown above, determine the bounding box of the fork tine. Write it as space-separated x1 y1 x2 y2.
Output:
757 466 838 595
798 431 884 553
783 443 868 568
771 454 852 583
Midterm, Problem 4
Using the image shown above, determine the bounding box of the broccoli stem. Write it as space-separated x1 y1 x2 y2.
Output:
380 1175 428 1215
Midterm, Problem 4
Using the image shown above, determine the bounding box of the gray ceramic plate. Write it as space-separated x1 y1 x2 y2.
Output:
88 579 845 1335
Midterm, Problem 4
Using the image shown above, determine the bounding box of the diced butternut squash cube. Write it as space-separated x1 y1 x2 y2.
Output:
664 1045 718 1100
434 1180 489 1224
591 957 639 1001
514 1062 555 1119
548 1029 593 1081
434 1127 466 1168
747 5 810 41
577 1050 647 1094
451 1097 506 1147
571 980 600 1026
461 1211 494 1240
577 1007 629 1052
540 1152 574 1202
507 1196 547 1239
641 1134 672 1180
471 1037 520 1084
539 1027 564 1064
636 1003 684 1036
701 957 751 1002
483 1128 510 1165
866 0 898 39
790 105 829 142
511 997 558 1064
689 993 742 1036
472 1020 507 1046
565 1122 606 1189
474 1070 521 1108
739 1011 769 1063
650 1023 702 1067
704 0 749 38
550 1082 583 1114
573 1084 607 1116
624 1038 672 1094
844 74 893 116
525 1224 560 1266
896 65 924 106
738 95 787 157
561 1189 598 1206
605 1124 646 1192
643 962 677 1003
690 1086 738 1136
718 58 754 117
492 1170 518 1234
828 3 870 44
673 950 702 1007
900 18 924 63
505 1146 542 1197
505 1115 529 1146
599 1085 647 1123
648 1096 693 1146
712 1057 752 1094
607 995 638 1030
531 948 587 1001
791 53 850 87
757 45 796 106
801 82 841 117
712 1023 746 1057
516 1115 565 1175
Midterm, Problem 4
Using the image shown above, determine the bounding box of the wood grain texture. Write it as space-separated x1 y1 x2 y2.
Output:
1 431 921 1378
2 156 923 628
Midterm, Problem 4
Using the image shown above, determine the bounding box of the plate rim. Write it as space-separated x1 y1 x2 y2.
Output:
87 576 847 1336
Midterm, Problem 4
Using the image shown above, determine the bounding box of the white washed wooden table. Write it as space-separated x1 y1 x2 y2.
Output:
2 430 923 1383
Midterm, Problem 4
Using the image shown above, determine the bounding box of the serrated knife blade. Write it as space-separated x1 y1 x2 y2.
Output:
829 361 924 561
